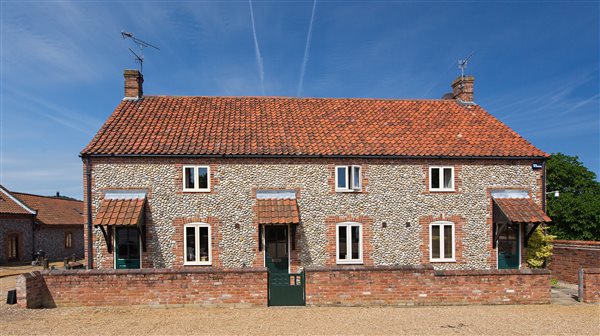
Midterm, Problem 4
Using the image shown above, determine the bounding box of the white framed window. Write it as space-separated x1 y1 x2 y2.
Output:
429 221 455 262
183 165 210 192
184 223 212 265
335 165 362 192
336 222 363 264
429 166 454 191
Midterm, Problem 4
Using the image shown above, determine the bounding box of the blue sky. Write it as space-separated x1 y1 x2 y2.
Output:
1 1 598 199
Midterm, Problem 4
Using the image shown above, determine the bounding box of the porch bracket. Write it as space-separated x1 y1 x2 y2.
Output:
97 225 113 253
493 222 508 249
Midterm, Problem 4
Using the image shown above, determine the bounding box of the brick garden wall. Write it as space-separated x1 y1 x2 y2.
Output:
305 265 551 306
581 268 600 304
549 240 600 284
17 268 267 308
17 266 553 308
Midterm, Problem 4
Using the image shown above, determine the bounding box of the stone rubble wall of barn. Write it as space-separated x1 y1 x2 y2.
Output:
549 240 600 284
85 157 543 270
0 215 34 263
34 225 85 261
16 266 552 308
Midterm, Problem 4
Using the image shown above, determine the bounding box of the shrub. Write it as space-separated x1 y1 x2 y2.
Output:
527 227 555 268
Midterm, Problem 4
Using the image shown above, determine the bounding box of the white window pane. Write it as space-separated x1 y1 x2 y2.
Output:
444 225 453 259
337 167 347 189
198 167 209 189
351 226 360 259
338 226 347 259
443 168 452 189
431 168 440 189
199 227 209 261
186 227 196 262
353 166 361 189
185 167 195 189
431 225 440 259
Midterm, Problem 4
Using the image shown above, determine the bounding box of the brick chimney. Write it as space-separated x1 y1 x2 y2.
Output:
124 69 143 99
451 75 474 103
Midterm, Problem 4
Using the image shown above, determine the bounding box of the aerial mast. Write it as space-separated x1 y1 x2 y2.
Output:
121 31 160 73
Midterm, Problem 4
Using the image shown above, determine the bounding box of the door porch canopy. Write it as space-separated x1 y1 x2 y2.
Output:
93 190 147 252
491 190 552 248
255 190 300 225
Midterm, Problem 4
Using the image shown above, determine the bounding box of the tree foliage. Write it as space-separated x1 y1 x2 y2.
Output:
546 153 600 241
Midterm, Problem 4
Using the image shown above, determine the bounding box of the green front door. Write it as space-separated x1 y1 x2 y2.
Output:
498 223 520 269
265 225 304 306
115 227 141 269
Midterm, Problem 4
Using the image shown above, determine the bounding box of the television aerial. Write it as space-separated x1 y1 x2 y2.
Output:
458 52 475 79
121 31 160 73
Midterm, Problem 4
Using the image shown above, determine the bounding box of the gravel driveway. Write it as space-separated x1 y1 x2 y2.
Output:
1 303 598 335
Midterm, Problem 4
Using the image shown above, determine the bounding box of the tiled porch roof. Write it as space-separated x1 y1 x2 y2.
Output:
494 198 551 224
93 198 145 226
256 198 300 224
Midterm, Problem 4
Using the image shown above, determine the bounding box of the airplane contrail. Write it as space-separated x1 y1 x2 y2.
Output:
249 0 265 95
297 0 317 97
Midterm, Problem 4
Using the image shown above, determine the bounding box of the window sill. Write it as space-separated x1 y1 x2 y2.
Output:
430 259 456 263
184 262 212 266
429 189 456 193
336 260 363 265
182 189 211 193
335 189 362 193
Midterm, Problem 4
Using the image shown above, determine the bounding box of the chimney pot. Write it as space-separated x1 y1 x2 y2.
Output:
451 75 474 102
124 69 143 99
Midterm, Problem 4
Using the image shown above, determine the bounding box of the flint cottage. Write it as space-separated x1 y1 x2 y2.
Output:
80 70 551 305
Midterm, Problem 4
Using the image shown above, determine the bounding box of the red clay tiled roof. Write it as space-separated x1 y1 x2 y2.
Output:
494 198 551 223
12 192 83 225
81 96 548 158
0 186 35 215
256 198 300 224
93 198 145 226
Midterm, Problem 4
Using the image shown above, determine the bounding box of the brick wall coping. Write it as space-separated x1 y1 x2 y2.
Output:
581 268 600 274
39 267 268 277
553 240 600 247
304 265 435 272
303 265 550 276
435 268 550 276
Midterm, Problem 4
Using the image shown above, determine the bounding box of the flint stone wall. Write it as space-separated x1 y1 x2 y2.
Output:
87 157 542 270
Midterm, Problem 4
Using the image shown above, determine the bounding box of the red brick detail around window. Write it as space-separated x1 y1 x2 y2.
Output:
172 216 222 268
174 164 219 194
422 164 462 194
419 215 465 264
325 215 373 266
327 164 369 194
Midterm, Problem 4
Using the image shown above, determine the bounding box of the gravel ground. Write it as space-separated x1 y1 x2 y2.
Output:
1 303 598 335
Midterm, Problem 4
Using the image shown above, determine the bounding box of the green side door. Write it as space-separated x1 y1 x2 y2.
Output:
115 227 141 269
265 225 304 306
498 223 520 269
